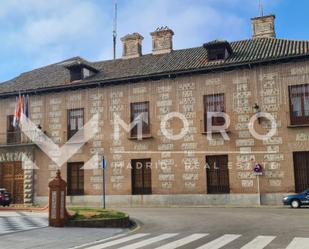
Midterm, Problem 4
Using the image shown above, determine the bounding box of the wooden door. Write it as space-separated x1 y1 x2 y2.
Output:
131 159 152 195
0 162 24 203
293 152 309 193
206 155 230 194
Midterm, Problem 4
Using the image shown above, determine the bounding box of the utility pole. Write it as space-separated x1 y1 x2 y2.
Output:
102 156 106 209
112 1 117 60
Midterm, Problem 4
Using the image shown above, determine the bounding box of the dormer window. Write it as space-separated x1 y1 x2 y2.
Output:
69 65 83 81
68 65 97 82
203 40 233 61
60 58 99 82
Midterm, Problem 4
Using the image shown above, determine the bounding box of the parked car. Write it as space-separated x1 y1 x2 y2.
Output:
282 189 309 208
0 188 12 207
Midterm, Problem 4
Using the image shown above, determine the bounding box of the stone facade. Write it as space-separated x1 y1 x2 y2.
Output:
0 59 309 206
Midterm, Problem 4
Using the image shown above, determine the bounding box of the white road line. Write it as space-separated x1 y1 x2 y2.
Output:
7 217 37 230
196 234 241 249
30 217 48 227
68 234 126 249
0 218 11 234
85 233 150 249
286 238 309 249
240 236 276 249
154 233 208 249
117 233 179 249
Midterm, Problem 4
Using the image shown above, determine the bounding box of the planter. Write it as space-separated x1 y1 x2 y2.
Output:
67 215 130 228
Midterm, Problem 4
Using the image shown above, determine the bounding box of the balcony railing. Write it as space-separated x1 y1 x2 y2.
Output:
0 131 35 146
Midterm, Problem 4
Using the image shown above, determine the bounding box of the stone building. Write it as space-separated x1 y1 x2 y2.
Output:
0 15 309 206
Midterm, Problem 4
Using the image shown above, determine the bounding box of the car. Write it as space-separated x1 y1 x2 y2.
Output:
283 189 309 208
0 188 12 207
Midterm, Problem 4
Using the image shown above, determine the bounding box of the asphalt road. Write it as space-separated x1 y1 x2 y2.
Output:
112 207 309 249
0 207 309 249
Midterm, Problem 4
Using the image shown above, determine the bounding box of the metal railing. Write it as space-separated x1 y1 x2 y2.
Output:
0 131 35 146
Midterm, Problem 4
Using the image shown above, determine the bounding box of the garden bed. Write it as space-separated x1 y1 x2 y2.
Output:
67 207 130 228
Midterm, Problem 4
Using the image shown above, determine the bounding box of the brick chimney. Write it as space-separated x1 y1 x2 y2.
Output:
150 27 174 55
251 15 276 39
121 33 144 59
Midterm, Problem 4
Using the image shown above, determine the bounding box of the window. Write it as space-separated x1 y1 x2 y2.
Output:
67 162 84 195
203 40 233 61
206 155 230 194
69 66 83 82
7 115 21 144
130 102 150 138
68 109 84 140
69 66 96 82
289 84 309 125
131 159 152 195
203 94 225 132
208 48 226 60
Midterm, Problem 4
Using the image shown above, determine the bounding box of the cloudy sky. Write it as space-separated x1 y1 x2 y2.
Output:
0 0 308 82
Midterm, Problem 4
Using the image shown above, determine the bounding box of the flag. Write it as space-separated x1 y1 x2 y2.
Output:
13 96 18 127
20 95 25 123
13 94 22 128
25 95 29 120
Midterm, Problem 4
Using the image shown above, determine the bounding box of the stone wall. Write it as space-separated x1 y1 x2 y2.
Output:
1 60 309 203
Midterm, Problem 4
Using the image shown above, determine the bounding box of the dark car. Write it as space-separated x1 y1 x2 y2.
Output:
283 189 309 208
0 188 12 207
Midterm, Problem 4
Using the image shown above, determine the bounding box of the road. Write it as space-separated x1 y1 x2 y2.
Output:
0 207 309 249
77 207 309 249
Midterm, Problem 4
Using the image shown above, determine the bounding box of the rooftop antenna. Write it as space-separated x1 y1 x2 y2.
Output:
258 0 264 17
113 0 118 60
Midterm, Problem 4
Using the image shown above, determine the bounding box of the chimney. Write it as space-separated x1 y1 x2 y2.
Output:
121 33 144 59
251 15 276 39
150 27 174 55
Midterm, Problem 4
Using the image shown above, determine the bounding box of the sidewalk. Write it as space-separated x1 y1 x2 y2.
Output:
0 225 127 249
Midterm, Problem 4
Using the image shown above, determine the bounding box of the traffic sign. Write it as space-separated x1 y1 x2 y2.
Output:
254 163 263 173
102 159 107 169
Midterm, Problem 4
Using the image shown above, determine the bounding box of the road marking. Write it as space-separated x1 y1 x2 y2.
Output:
240 236 276 249
7 217 37 230
117 233 179 249
196 234 241 249
154 233 208 249
286 237 309 249
68 234 126 249
30 217 48 227
85 233 149 249
0 218 11 234
73 233 309 249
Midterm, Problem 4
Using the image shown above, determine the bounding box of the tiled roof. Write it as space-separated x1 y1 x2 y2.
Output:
1 37 309 95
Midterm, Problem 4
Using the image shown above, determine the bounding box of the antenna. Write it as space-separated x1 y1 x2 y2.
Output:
113 0 118 60
258 0 264 17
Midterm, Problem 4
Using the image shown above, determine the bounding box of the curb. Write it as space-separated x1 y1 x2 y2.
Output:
129 218 142 233
0 205 48 213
